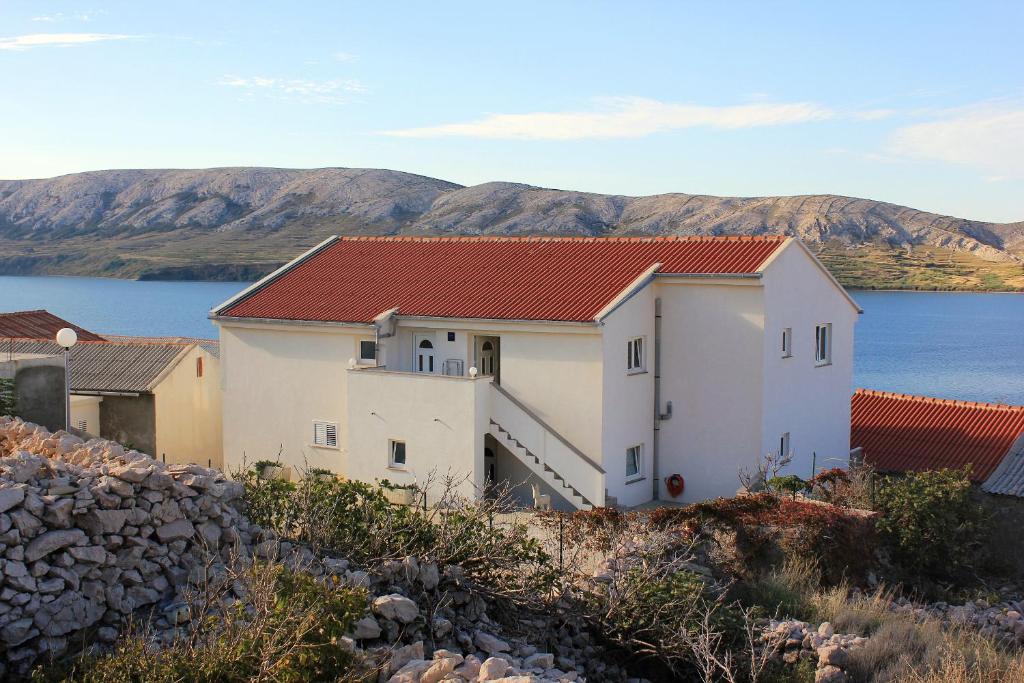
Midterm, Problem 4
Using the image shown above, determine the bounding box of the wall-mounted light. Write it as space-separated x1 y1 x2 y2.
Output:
469 366 478 378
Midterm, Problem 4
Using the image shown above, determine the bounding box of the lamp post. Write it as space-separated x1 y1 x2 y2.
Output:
55 328 77 431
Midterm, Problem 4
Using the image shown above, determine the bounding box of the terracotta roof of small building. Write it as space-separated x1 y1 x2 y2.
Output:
216 235 789 324
851 389 1024 482
0 310 105 342
7 340 193 393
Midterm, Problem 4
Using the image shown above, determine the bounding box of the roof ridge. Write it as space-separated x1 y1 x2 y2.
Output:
0 309 47 317
854 388 1024 412
337 235 788 243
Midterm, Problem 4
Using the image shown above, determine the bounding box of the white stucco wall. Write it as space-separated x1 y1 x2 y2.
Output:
70 395 102 436
346 369 490 501
600 284 656 507
498 328 604 461
218 322 373 476
654 280 766 503
759 242 859 479
153 345 224 468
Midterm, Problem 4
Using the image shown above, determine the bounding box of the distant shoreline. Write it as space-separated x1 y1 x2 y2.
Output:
2 271 1022 293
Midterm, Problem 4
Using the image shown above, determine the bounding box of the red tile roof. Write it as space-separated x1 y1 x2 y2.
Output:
851 389 1024 482
219 235 788 323
0 310 105 342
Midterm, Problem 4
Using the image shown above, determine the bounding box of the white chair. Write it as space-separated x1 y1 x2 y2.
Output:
531 482 552 511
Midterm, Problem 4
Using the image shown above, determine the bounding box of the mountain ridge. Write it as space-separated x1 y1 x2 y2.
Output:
0 167 1021 289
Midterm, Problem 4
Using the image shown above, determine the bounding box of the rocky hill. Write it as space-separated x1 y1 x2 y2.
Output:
0 167 1021 289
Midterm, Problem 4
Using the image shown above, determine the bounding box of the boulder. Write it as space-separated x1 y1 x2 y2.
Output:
155 519 195 542
25 529 86 562
373 594 419 624
475 630 512 655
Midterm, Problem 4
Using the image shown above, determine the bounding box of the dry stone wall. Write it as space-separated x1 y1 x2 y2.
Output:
0 416 263 676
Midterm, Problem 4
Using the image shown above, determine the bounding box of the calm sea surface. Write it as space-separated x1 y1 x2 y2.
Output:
2 277 1022 405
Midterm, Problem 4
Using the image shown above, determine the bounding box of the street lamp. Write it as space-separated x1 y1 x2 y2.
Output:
55 328 77 431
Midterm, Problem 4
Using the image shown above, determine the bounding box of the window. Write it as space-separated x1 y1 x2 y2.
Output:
196 357 204 377
626 337 645 373
313 421 338 448
779 432 791 457
815 323 832 366
781 328 792 358
75 419 88 432
389 439 407 468
447 331 456 342
626 444 643 481
359 340 376 363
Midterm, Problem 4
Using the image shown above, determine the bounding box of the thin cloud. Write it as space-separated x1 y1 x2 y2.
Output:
0 33 132 50
219 75 367 104
381 96 835 140
890 104 1024 178
31 11 98 22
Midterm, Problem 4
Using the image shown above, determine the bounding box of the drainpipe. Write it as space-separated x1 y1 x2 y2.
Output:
653 297 662 500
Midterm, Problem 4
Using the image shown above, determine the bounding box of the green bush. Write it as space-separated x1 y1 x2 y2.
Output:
239 470 553 591
766 475 809 499
873 468 987 579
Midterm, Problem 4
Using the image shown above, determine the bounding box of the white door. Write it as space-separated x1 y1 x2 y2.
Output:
414 333 435 373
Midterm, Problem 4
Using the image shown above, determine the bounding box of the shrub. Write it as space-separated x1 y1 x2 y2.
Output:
766 475 810 499
873 468 987 579
239 470 553 594
34 564 371 683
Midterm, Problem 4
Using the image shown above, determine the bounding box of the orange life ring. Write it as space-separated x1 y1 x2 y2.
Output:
665 474 685 498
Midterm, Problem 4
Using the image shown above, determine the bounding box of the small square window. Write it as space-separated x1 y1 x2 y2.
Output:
447 332 456 342
781 328 792 358
313 421 338 448
626 444 643 481
389 440 407 468
626 337 645 373
815 324 832 366
359 340 376 362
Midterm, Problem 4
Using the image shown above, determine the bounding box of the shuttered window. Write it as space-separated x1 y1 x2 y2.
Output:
313 421 338 448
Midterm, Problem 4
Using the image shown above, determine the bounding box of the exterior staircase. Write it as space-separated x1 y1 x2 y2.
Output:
489 384 605 510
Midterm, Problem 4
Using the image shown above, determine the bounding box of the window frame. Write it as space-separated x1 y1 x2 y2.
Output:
358 339 377 364
625 444 644 483
779 432 791 457
312 420 339 449
626 336 646 374
814 323 832 367
388 439 407 469
781 327 793 358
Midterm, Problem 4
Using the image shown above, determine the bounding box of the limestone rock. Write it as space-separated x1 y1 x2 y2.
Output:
373 594 419 624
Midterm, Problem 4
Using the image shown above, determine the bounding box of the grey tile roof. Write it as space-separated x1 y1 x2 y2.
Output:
103 336 219 359
982 434 1024 498
6 340 192 393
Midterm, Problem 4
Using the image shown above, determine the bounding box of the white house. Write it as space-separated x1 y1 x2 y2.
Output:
211 235 860 509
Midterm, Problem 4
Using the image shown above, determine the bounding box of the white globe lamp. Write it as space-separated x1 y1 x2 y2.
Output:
56 328 78 349
469 366 478 378
55 328 78 432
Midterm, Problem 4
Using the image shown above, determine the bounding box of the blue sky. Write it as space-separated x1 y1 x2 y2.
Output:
1 1 1022 222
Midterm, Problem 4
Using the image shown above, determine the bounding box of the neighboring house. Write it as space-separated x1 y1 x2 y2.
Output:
212 235 860 509
6 335 222 468
1 309 106 346
851 388 1024 494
